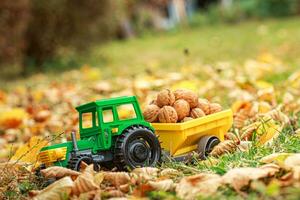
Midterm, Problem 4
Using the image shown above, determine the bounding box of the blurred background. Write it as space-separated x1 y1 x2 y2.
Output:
1 0 300 78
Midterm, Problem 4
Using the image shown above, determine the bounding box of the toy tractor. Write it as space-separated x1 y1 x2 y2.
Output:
38 96 161 171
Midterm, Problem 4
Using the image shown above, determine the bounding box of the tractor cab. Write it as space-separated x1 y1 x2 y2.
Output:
76 96 144 150
39 96 161 171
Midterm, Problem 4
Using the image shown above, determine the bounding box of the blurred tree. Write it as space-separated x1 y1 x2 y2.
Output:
25 0 117 68
0 0 30 74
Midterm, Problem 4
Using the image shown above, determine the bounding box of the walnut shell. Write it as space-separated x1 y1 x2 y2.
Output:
174 89 198 108
181 117 193 122
209 103 222 114
143 105 160 123
197 98 210 115
190 108 205 119
156 89 175 107
173 99 190 121
158 106 178 123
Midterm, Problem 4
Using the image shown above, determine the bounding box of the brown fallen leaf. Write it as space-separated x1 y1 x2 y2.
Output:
263 108 290 125
160 168 181 178
33 176 74 200
283 153 300 180
104 172 131 187
233 110 248 129
210 140 238 157
132 167 159 181
72 165 99 196
176 173 222 200
148 179 175 192
222 164 280 191
75 189 101 200
260 153 292 167
41 166 81 179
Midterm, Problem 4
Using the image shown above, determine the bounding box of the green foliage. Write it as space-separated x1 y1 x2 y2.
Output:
205 0 300 24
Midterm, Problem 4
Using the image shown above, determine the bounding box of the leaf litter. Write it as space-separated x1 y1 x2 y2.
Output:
0 54 300 199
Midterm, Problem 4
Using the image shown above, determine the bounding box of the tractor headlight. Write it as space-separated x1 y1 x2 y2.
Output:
38 147 67 165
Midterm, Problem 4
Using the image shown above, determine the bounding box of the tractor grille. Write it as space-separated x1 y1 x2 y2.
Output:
38 147 67 165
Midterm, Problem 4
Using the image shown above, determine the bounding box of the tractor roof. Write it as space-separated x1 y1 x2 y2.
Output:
76 96 138 112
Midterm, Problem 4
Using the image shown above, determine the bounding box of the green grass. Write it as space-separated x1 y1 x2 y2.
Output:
87 17 300 78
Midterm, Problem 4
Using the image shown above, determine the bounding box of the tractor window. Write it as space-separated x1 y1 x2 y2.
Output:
117 104 137 120
102 109 114 123
82 112 93 129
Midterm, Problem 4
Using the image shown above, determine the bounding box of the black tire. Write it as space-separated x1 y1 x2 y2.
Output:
67 154 99 171
197 136 220 159
114 125 161 171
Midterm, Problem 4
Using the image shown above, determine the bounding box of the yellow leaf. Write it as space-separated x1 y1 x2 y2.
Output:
256 119 281 145
171 80 198 92
0 108 28 129
231 100 252 113
254 80 273 90
81 65 101 81
295 129 300 137
10 136 48 164
260 153 292 167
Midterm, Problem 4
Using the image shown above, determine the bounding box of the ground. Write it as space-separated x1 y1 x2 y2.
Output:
0 18 300 199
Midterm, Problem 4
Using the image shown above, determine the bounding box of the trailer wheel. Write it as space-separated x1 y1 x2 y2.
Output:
197 136 220 159
114 125 161 170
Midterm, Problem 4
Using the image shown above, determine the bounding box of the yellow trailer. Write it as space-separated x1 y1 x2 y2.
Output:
152 109 233 158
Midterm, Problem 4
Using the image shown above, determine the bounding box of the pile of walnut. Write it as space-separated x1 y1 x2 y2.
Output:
143 89 223 123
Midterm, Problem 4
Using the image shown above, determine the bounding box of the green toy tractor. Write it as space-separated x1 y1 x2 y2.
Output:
38 96 161 171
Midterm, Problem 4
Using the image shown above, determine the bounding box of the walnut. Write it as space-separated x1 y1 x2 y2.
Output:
197 98 210 115
173 99 190 121
158 106 178 123
156 89 175 107
174 89 198 108
209 103 222 114
143 105 160 123
190 108 205 119
181 117 193 122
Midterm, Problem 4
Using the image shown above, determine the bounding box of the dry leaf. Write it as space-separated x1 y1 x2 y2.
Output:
132 167 159 181
0 108 28 129
33 176 74 200
94 172 105 186
148 179 174 191
256 119 281 145
237 141 252 152
260 153 292 167
283 154 300 180
233 110 248 129
72 165 99 196
104 172 131 187
160 168 181 178
210 140 238 157
10 136 48 164
222 164 279 191
263 108 290 125
41 166 81 179
77 189 101 200
176 173 222 200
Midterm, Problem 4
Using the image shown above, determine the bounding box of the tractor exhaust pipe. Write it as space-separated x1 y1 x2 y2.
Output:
71 130 79 152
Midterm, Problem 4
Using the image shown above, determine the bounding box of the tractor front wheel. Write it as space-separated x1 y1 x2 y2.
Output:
114 125 161 170
68 154 98 171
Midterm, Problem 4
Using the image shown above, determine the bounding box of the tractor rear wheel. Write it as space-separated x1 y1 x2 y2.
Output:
197 136 220 159
114 125 161 170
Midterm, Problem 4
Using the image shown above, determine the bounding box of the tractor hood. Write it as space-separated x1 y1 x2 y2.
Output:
39 139 96 167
